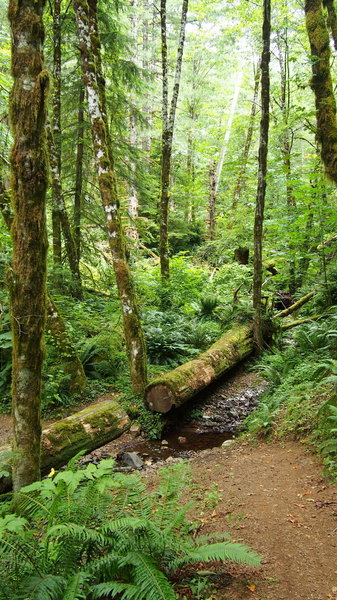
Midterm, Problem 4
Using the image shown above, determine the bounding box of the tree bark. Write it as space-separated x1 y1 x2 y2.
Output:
74 82 85 263
126 1 140 243
0 173 86 396
253 0 271 351
159 0 189 280
305 0 337 184
323 0 337 49
46 296 87 395
208 160 216 241
51 0 62 273
8 0 49 491
0 399 130 492
146 325 253 413
47 124 83 299
74 0 148 395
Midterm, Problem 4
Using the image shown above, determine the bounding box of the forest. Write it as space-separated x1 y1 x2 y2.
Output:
0 0 337 597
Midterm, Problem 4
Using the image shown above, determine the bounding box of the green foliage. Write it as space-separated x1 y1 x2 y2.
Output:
119 382 164 439
0 460 260 600
143 310 197 366
246 315 337 471
80 331 125 380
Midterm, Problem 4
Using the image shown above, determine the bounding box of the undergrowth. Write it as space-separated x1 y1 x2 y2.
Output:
0 459 260 600
245 312 337 476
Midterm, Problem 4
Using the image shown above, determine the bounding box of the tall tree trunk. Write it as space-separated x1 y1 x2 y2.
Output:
0 174 87 406
159 0 189 280
127 112 140 242
232 65 260 212
0 173 12 229
46 296 87 395
141 0 151 152
323 0 337 49
8 0 49 490
305 0 337 184
208 71 242 237
253 0 271 350
74 0 148 395
277 28 296 293
214 71 243 198
208 160 216 241
51 0 62 273
127 0 140 243
47 125 83 298
49 0 83 298
74 82 85 263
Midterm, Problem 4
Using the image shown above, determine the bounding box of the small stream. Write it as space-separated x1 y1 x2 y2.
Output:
81 367 266 470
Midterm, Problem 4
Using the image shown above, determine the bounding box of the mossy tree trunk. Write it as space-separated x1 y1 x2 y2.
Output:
253 0 271 351
47 124 83 299
208 160 216 241
323 0 337 48
276 28 296 294
73 0 148 395
0 399 130 492
305 0 337 184
8 0 49 491
49 0 83 299
146 325 253 413
46 296 87 395
0 172 12 229
159 0 189 280
74 83 85 262
51 0 62 276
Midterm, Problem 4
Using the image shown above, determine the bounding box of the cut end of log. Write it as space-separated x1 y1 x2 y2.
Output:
146 384 175 413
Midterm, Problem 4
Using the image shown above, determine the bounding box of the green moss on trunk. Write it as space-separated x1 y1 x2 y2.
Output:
145 325 253 413
73 0 148 395
46 296 87 395
8 0 49 491
0 398 130 492
305 0 337 184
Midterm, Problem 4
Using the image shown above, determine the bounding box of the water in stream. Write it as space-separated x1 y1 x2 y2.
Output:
81 367 266 469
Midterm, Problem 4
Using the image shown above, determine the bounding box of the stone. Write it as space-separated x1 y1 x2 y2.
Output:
178 436 187 444
161 439 169 446
221 439 235 448
130 424 141 437
118 451 144 470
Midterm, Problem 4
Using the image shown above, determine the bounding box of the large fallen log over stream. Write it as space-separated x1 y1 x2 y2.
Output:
145 325 253 413
0 397 130 492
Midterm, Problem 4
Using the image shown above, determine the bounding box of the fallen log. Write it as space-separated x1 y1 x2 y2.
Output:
281 314 323 330
273 291 315 319
0 397 130 492
145 325 253 413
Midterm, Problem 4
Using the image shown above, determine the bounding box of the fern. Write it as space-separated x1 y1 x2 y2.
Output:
123 552 177 600
170 541 261 572
0 460 260 600
17 575 66 600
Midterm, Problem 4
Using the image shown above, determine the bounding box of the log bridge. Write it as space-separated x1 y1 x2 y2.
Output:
145 325 253 413
145 290 316 413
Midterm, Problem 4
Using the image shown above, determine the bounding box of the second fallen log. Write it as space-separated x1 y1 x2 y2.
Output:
145 325 253 413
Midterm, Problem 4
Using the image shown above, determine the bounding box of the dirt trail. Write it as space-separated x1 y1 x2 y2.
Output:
180 439 337 600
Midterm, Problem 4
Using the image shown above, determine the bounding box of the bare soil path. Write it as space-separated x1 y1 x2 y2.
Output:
179 439 337 600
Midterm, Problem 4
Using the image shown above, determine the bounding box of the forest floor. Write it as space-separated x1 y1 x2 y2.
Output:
1 379 336 599
158 439 337 600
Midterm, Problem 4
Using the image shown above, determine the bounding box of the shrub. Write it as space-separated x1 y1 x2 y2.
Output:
80 331 125 379
0 460 260 600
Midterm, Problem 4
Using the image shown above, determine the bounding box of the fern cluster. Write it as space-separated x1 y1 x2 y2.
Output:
246 314 337 471
0 459 260 600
